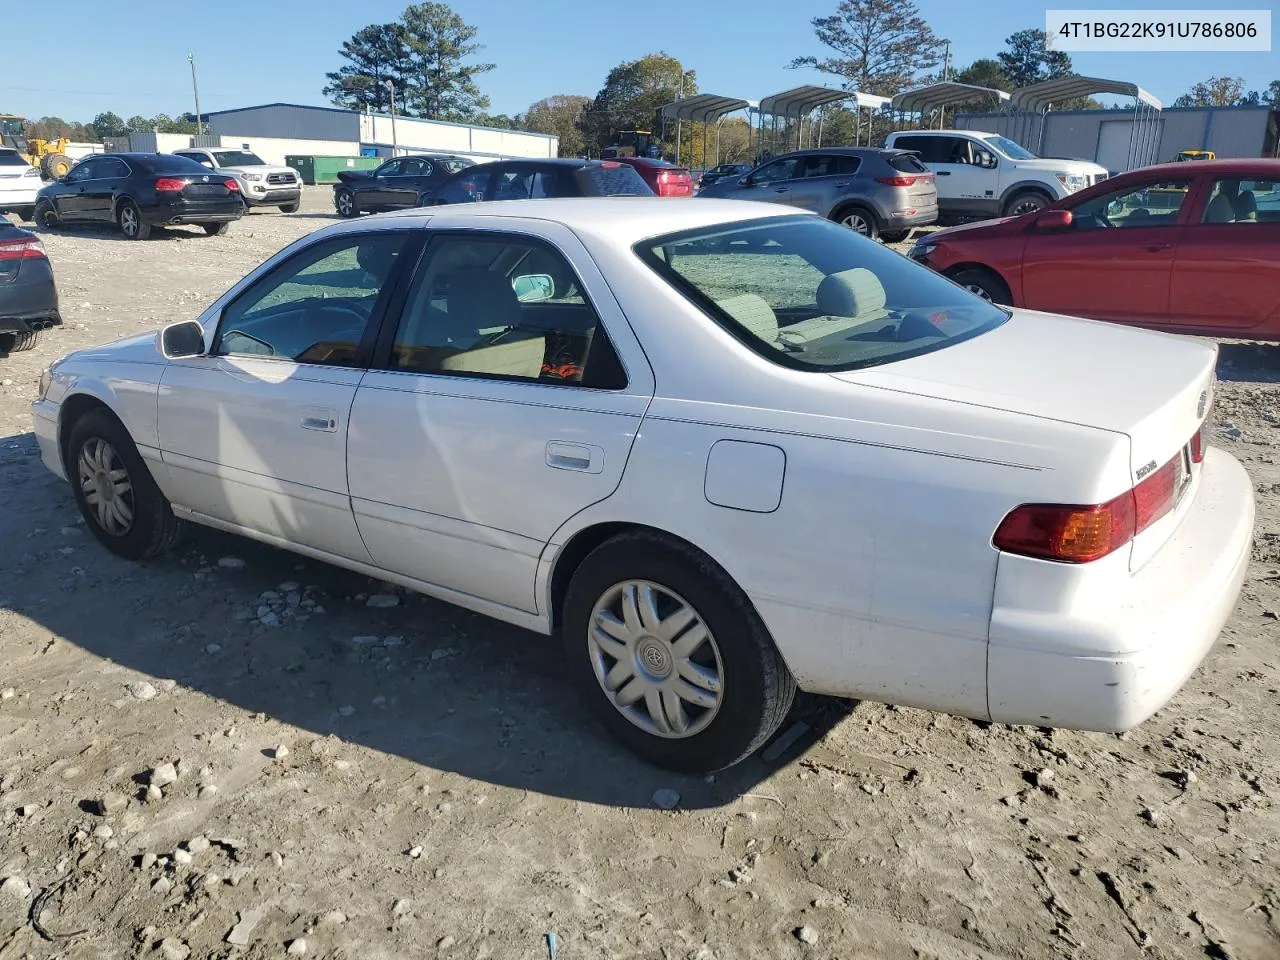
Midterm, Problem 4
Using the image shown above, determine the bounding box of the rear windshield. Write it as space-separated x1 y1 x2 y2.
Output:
0 150 29 167
888 153 930 173
133 154 219 175
578 163 655 196
635 216 1008 372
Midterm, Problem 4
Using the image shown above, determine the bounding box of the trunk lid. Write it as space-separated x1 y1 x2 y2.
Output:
835 307 1215 491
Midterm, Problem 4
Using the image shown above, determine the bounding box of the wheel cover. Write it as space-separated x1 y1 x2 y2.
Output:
1012 196 1046 216
588 580 725 739
965 283 994 302
120 206 138 236
840 212 870 235
77 438 134 536
338 192 352 215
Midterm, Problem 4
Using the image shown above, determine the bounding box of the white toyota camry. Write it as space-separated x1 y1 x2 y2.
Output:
32 198 1254 773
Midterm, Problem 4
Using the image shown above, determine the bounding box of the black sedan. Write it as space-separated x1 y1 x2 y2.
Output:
416 158 654 206
34 153 244 240
697 163 752 190
0 221 60 354
332 154 474 218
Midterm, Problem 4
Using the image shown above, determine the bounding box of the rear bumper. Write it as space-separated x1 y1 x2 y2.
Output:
883 206 939 230
0 260 61 330
986 446 1254 731
0 184 41 211
142 199 245 225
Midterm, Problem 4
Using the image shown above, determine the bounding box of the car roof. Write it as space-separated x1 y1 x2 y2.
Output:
775 147 909 158
1123 158 1280 177
348 196 815 246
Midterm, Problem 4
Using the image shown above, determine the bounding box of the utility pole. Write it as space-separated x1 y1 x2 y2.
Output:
187 52 202 136
674 69 684 165
385 80 399 157
942 40 951 82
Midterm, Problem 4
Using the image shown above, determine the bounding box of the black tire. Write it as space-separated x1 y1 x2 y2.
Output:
562 530 796 774
880 229 911 244
335 188 359 218
6 328 42 352
203 222 230 236
117 201 151 240
1003 190 1052 218
66 408 183 561
950 266 1012 305
279 202 300 213
832 204 879 240
34 200 58 230
14 206 35 223
0 333 13 353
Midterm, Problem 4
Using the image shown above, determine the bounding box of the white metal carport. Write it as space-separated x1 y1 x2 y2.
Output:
659 94 756 167
754 85 890 158
1009 75 1163 172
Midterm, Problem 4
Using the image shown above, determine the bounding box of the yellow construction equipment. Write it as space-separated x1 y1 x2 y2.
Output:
1173 149 1216 162
0 115 74 179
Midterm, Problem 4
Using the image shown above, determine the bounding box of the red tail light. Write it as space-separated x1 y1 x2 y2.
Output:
155 178 187 192
876 175 926 186
994 438 1197 564
1190 424 1205 463
0 237 46 261
224 179 240 192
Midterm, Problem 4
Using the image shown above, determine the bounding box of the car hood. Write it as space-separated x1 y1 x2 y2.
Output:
335 170 374 184
67 331 165 364
834 307 1216 480
220 163 296 176
1008 157 1109 177
917 217 1017 243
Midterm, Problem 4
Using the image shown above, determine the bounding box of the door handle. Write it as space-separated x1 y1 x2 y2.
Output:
300 406 339 432
546 441 603 474
834 181 850 188
774 186 789 193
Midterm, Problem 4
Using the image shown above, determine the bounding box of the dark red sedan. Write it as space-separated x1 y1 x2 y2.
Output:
611 157 694 197
909 159 1280 340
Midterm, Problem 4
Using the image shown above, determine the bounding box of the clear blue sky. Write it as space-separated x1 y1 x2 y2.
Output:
3 0 1275 123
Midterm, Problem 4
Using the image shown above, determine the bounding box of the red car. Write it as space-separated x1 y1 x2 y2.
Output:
612 156 694 197
909 158 1280 340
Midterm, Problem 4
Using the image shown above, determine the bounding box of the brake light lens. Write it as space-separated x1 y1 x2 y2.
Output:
877 175 929 186
1190 423 1205 463
155 178 187 192
994 442 1194 563
0 237 46 260
224 178 240 192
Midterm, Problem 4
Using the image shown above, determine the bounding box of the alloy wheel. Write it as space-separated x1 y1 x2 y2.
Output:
337 191 353 216
840 212 870 235
77 438 134 536
1012 196 1047 216
587 580 724 739
120 206 139 238
965 283 994 302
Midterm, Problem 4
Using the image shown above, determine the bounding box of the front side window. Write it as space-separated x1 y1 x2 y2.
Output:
493 170 534 200
401 157 434 177
637 215 1008 372
214 233 410 366
387 235 625 387
376 159 403 178
65 159 100 182
751 157 801 184
1070 179 1191 229
1200 177 1279 223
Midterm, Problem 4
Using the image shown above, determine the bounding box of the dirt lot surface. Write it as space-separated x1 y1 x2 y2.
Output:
0 188 1277 960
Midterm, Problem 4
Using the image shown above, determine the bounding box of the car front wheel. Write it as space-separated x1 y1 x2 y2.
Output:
1004 190 1052 218
335 189 358 218
950 266 1012 305
34 200 58 230
67 408 183 560
562 530 796 774
280 202 300 213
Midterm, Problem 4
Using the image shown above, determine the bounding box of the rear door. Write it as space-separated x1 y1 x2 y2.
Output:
1167 173 1280 333
784 153 861 215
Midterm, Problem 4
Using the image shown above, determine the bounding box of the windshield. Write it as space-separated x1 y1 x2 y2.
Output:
984 135 1038 160
441 158 472 173
212 150 266 167
636 216 1008 372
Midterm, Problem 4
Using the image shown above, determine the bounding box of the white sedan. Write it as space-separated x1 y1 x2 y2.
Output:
32 198 1253 773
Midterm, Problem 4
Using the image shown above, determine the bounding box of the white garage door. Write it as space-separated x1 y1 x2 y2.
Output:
1097 119 1164 173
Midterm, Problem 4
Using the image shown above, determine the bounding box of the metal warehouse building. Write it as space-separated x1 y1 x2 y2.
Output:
193 102 558 167
953 104 1279 172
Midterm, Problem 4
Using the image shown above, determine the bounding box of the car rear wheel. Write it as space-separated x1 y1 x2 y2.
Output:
14 206 35 223
562 530 796 774
279 202 300 213
118 201 151 240
66 409 184 560
1003 190 1052 218
834 205 879 241
880 229 911 244
34 200 58 230
203 222 230 237
950 267 1012 305
335 189 358 218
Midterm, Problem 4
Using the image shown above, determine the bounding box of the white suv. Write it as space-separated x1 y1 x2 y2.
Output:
884 130 1109 223
172 148 302 213
0 148 41 222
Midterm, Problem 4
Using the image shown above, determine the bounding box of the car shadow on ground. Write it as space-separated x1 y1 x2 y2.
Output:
1215 342 1280 384
32 225 229 242
2 433 855 811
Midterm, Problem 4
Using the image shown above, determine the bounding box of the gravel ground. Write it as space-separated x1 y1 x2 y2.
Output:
0 188 1277 960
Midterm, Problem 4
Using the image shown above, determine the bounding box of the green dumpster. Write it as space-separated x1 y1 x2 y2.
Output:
285 155 382 185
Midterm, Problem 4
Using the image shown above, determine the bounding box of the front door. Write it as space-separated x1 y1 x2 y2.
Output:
735 156 802 207
157 229 419 560
362 159 404 208
53 157 101 221
347 225 654 615
1168 174 1280 333
1021 177 1191 325
383 156 436 207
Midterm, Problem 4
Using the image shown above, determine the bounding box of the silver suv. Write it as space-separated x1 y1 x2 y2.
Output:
696 148 938 242
172 148 302 213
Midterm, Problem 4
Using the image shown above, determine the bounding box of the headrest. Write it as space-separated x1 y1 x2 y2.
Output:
816 268 887 319
715 293 779 343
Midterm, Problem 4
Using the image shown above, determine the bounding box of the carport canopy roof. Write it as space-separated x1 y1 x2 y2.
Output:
891 82 1010 114
757 85 889 119
1010 75 1162 111
660 94 756 123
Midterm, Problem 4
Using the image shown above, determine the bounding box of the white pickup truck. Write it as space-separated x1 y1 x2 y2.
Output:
883 129 1109 223
172 148 302 213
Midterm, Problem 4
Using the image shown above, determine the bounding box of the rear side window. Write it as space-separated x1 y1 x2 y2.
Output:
0 151 28 167
888 154 929 174
801 155 860 178
577 163 654 196
893 137 959 164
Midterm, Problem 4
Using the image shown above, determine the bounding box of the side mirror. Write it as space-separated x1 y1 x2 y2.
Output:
511 273 554 303
1033 209 1073 230
739 176 753 187
160 319 206 359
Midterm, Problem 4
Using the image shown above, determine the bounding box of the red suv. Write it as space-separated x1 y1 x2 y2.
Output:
909 158 1280 340
612 157 694 197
